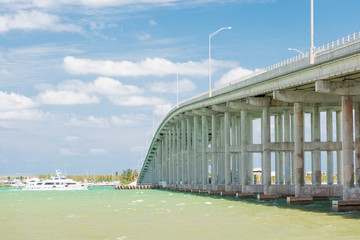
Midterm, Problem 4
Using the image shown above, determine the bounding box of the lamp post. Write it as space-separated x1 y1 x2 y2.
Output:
310 0 315 64
288 48 303 54
209 26 232 97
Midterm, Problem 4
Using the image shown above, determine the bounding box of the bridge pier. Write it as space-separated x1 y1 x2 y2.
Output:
138 41 360 210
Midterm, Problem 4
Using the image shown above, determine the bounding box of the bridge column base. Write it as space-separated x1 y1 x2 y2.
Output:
257 194 278 201
221 191 240 197
287 197 313 205
332 200 360 212
208 190 221 195
236 193 255 199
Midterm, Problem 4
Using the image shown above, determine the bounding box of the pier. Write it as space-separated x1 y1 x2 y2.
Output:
138 32 360 211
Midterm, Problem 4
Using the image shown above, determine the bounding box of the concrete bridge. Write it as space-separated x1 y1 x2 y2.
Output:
138 32 360 209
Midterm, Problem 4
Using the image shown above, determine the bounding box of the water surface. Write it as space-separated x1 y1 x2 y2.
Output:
1 187 359 240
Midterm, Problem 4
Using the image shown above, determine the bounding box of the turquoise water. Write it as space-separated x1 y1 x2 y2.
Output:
1 187 360 240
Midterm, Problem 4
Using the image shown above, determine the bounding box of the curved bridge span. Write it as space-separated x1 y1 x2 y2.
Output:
138 33 360 207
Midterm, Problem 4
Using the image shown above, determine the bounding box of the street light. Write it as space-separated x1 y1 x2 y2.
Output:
209 26 232 97
310 0 315 64
288 48 303 54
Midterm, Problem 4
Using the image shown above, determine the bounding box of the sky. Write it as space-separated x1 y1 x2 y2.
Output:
0 0 360 175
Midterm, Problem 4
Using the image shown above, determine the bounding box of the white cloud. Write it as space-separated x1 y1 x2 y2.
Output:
136 32 151 40
89 148 107 154
149 19 157 26
112 96 163 106
39 77 159 107
68 115 109 128
92 77 143 95
0 91 47 120
0 0 273 11
66 136 81 142
60 148 76 155
153 104 173 116
67 114 149 128
111 114 148 126
36 90 99 105
0 0 177 10
0 69 10 76
0 109 45 120
130 146 146 152
149 78 197 93
63 56 236 77
0 10 82 33
0 91 36 111
215 66 254 88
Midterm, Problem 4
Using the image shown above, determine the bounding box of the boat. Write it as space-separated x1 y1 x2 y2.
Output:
23 170 88 191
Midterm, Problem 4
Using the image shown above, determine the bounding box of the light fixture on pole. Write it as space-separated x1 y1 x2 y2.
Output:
310 0 315 64
176 73 179 108
288 48 303 54
209 26 232 97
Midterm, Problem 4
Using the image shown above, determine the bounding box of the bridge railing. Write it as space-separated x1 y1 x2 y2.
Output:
316 31 360 52
263 31 360 73
157 31 360 131
218 30 360 89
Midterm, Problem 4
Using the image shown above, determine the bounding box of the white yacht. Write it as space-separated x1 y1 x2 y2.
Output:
23 170 88 191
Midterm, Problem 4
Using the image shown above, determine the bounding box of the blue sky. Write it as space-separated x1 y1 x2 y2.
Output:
0 0 359 175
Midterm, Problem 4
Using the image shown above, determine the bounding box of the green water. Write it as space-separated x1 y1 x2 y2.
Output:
1 187 360 240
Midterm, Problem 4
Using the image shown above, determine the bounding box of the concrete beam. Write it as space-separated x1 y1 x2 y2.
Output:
192 107 218 116
212 104 230 112
271 99 293 107
226 101 258 111
316 80 360 96
246 96 271 107
273 90 340 104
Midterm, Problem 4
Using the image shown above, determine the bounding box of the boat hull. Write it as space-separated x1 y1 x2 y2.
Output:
23 185 88 191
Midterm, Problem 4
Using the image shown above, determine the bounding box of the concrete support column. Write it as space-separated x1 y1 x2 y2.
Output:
247 116 253 184
262 107 271 194
275 115 279 184
153 152 157 184
276 114 284 184
336 111 342 185
164 133 169 184
327 110 334 185
312 105 321 186
172 127 176 185
168 131 173 185
202 115 208 186
241 110 249 192
342 96 354 200
236 116 242 185
291 113 295 185
176 123 180 185
284 110 291 185
219 117 225 184
181 120 186 185
294 102 304 197
161 138 165 182
158 139 162 184
355 103 360 186
193 116 199 185
186 117 192 185
211 114 217 186
224 112 231 186
231 116 237 184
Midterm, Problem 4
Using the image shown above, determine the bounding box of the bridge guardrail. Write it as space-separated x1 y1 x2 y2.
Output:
155 31 360 143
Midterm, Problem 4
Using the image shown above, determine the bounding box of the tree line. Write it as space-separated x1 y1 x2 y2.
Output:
37 169 139 185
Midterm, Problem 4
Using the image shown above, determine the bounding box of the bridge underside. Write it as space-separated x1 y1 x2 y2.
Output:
138 38 360 202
